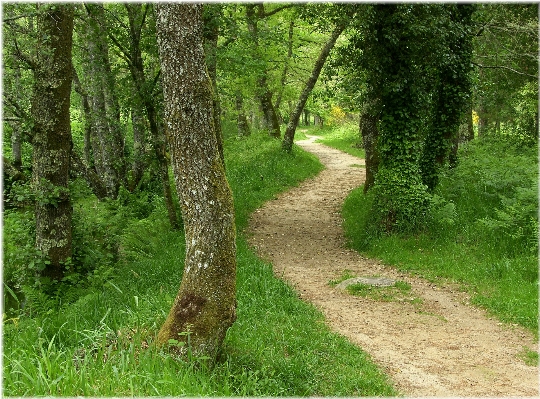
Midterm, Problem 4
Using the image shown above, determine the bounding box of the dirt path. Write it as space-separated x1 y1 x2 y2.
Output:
248 136 538 397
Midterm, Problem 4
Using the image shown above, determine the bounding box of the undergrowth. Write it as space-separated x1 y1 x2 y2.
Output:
3 128 396 396
340 135 538 336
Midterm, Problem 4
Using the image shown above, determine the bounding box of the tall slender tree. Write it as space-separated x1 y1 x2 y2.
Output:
81 3 126 198
282 18 350 152
156 3 237 360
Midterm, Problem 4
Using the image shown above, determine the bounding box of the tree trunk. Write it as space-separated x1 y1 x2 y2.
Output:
466 100 475 141
274 19 294 122
156 3 237 360
282 22 347 151
246 4 281 138
72 66 110 199
70 150 108 200
203 4 225 167
11 66 23 169
83 4 125 199
125 3 179 229
236 92 251 137
72 67 94 168
31 4 74 283
361 110 379 193
129 102 146 191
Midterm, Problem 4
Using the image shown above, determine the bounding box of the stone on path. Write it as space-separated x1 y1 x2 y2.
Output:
335 277 396 290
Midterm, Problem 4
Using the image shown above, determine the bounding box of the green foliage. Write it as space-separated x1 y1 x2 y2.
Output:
472 4 538 143
369 165 432 234
342 136 538 334
3 176 172 316
3 210 42 291
435 137 538 256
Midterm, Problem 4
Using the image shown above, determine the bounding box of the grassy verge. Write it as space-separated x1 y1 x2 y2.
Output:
319 128 538 338
304 122 365 158
3 131 396 396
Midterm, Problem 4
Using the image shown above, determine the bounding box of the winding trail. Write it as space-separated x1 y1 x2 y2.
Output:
248 136 538 396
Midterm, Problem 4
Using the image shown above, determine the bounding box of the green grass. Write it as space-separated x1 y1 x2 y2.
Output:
347 280 415 303
308 122 365 158
333 133 538 338
3 130 396 396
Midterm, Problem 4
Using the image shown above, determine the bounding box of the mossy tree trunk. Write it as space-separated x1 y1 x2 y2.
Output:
156 3 237 360
31 4 74 283
129 101 147 191
235 92 251 137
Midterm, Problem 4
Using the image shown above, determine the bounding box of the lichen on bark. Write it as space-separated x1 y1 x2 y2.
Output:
31 4 74 282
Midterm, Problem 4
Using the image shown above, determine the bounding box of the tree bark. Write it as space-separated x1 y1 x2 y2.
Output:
31 4 74 283
71 67 94 168
129 102 147 192
361 111 379 193
282 22 347 152
203 4 225 168
83 4 125 199
274 19 294 123
156 3 237 360
466 99 475 141
11 66 23 169
246 4 281 138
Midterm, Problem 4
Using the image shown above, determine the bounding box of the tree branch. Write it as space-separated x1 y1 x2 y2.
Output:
107 31 133 65
472 62 536 78
261 4 295 18
3 12 36 23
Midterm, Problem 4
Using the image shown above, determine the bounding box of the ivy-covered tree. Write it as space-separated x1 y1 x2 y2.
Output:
420 4 476 190
336 4 481 232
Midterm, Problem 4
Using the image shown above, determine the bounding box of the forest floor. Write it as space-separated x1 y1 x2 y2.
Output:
248 135 539 396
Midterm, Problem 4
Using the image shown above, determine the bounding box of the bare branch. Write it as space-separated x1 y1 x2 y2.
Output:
472 62 537 79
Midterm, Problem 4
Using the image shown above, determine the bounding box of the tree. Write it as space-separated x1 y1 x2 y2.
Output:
282 14 350 152
155 3 237 360
79 3 126 199
245 3 293 138
420 4 476 190
203 4 225 166
360 103 379 193
31 4 75 283
472 4 538 145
